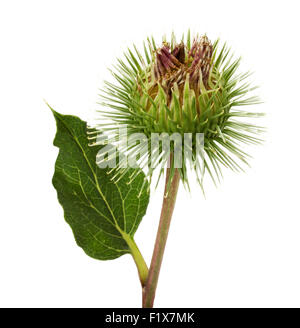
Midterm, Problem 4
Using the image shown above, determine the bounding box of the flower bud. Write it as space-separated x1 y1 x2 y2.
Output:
94 31 264 188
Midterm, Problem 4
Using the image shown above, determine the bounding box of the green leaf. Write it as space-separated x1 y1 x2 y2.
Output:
51 109 150 262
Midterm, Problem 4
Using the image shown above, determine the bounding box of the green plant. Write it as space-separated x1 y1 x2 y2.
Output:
49 31 264 307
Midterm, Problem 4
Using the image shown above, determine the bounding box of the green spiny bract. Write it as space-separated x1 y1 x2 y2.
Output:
91 31 264 190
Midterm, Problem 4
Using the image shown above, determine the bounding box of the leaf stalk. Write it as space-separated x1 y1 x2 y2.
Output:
123 233 149 286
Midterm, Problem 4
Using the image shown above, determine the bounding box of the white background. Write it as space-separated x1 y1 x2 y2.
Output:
1 0 299 308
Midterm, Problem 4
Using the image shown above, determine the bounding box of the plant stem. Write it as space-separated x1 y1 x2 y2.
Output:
142 166 180 308
122 233 149 286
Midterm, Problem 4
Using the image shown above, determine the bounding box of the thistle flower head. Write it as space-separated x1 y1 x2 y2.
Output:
91 31 264 190
152 35 212 102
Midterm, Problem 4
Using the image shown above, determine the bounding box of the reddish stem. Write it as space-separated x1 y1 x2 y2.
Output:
142 167 180 308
